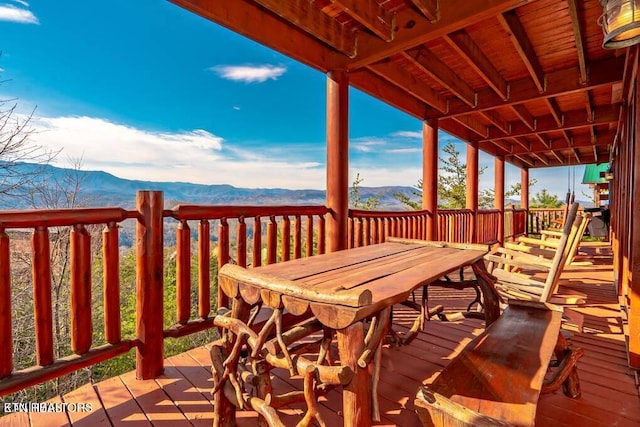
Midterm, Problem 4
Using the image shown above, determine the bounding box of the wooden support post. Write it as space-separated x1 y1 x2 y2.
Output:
630 70 640 368
495 156 506 245
521 167 530 236
337 321 371 427
327 70 349 252
423 119 438 240
136 190 164 379
33 227 53 366
466 142 479 243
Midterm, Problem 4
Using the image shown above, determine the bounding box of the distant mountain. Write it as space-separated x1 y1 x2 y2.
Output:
0 163 414 210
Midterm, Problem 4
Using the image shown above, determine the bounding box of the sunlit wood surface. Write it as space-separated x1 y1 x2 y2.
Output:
1 243 638 426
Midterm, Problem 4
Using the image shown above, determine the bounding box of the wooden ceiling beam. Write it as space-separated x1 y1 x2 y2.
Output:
511 104 535 130
453 115 487 138
347 0 524 69
498 11 545 92
584 90 594 121
439 119 477 143
445 30 509 100
331 0 394 42
593 145 598 163
409 0 438 21
531 152 549 166
434 56 624 119
403 49 476 107
567 0 588 84
509 137 530 151
251 0 357 57
367 60 448 112
170 0 343 72
508 151 609 168
481 104 619 141
535 134 552 149
349 69 434 119
545 98 563 127
480 110 510 134
509 130 615 155
490 139 513 154
572 147 581 163
549 150 564 165
513 153 535 167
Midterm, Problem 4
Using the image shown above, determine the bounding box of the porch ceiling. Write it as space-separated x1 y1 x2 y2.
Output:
170 0 622 168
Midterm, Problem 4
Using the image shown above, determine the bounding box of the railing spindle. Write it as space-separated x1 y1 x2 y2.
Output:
32 227 53 366
354 219 363 247
103 222 120 344
281 216 291 262
218 218 229 309
267 216 277 264
198 220 211 318
347 217 354 249
306 215 313 257
237 217 247 267
363 218 371 246
253 217 261 268
0 229 12 377
293 215 302 259
318 215 326 254
176 220 191 325
71 224 92 355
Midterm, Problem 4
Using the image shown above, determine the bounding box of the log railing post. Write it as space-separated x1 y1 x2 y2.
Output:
521 167 530 236
103 222 121 344
136 190 164 379
70 224 92 355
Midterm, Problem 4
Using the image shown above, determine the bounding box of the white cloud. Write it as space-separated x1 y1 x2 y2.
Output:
232 106 240 110
0 67 4 72
11 0 30 7
386 148 421 154
0 4 38 24
211 64 287 83
391 131 421 139
27 115 326 189
351 138 387 153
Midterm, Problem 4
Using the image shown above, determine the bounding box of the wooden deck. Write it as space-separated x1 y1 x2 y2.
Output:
1 243 638 426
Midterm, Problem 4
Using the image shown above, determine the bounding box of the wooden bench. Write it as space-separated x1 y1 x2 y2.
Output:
415 300 583 427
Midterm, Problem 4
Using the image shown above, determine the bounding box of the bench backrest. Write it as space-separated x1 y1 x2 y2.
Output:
540 202 581 302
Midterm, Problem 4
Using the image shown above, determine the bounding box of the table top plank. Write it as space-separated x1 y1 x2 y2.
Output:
308 247 462 292
253 242 418 279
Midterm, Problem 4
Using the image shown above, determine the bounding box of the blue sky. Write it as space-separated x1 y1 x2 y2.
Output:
1 0 592 200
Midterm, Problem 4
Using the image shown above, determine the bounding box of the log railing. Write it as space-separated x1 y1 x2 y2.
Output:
163 204 329 338
476 209 500 244
527 207 583 234
348 209 432 247
436 209 474 243
0 206 140 395
0 190 529 396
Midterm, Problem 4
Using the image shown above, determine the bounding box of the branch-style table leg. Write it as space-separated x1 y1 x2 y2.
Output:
337 321 371 427
471 260 501 326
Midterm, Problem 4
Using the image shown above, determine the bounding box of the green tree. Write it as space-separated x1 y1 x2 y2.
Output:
479 179 538 209
530 189 563 208
393 180 423 210
349 172 382 210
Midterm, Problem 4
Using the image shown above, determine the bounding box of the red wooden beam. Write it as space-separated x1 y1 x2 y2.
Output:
332 0 394 41
423 119 438 240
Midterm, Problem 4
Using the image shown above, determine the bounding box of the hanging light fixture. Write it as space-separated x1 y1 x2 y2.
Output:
599 0 640 49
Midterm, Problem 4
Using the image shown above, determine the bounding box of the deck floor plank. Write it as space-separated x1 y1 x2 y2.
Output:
93 376 150 427
28 395 70 427
61 383 110 427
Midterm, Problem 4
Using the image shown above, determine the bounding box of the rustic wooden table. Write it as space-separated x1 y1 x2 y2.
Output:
216 238 500 427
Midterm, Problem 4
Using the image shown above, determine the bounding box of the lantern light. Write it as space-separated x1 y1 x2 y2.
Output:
599 0 640 49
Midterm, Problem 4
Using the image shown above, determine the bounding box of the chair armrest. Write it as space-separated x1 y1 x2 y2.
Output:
484 254 551 272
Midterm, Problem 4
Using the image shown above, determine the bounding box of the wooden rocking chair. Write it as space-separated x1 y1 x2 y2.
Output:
503 208 591 268
484 203 586 328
